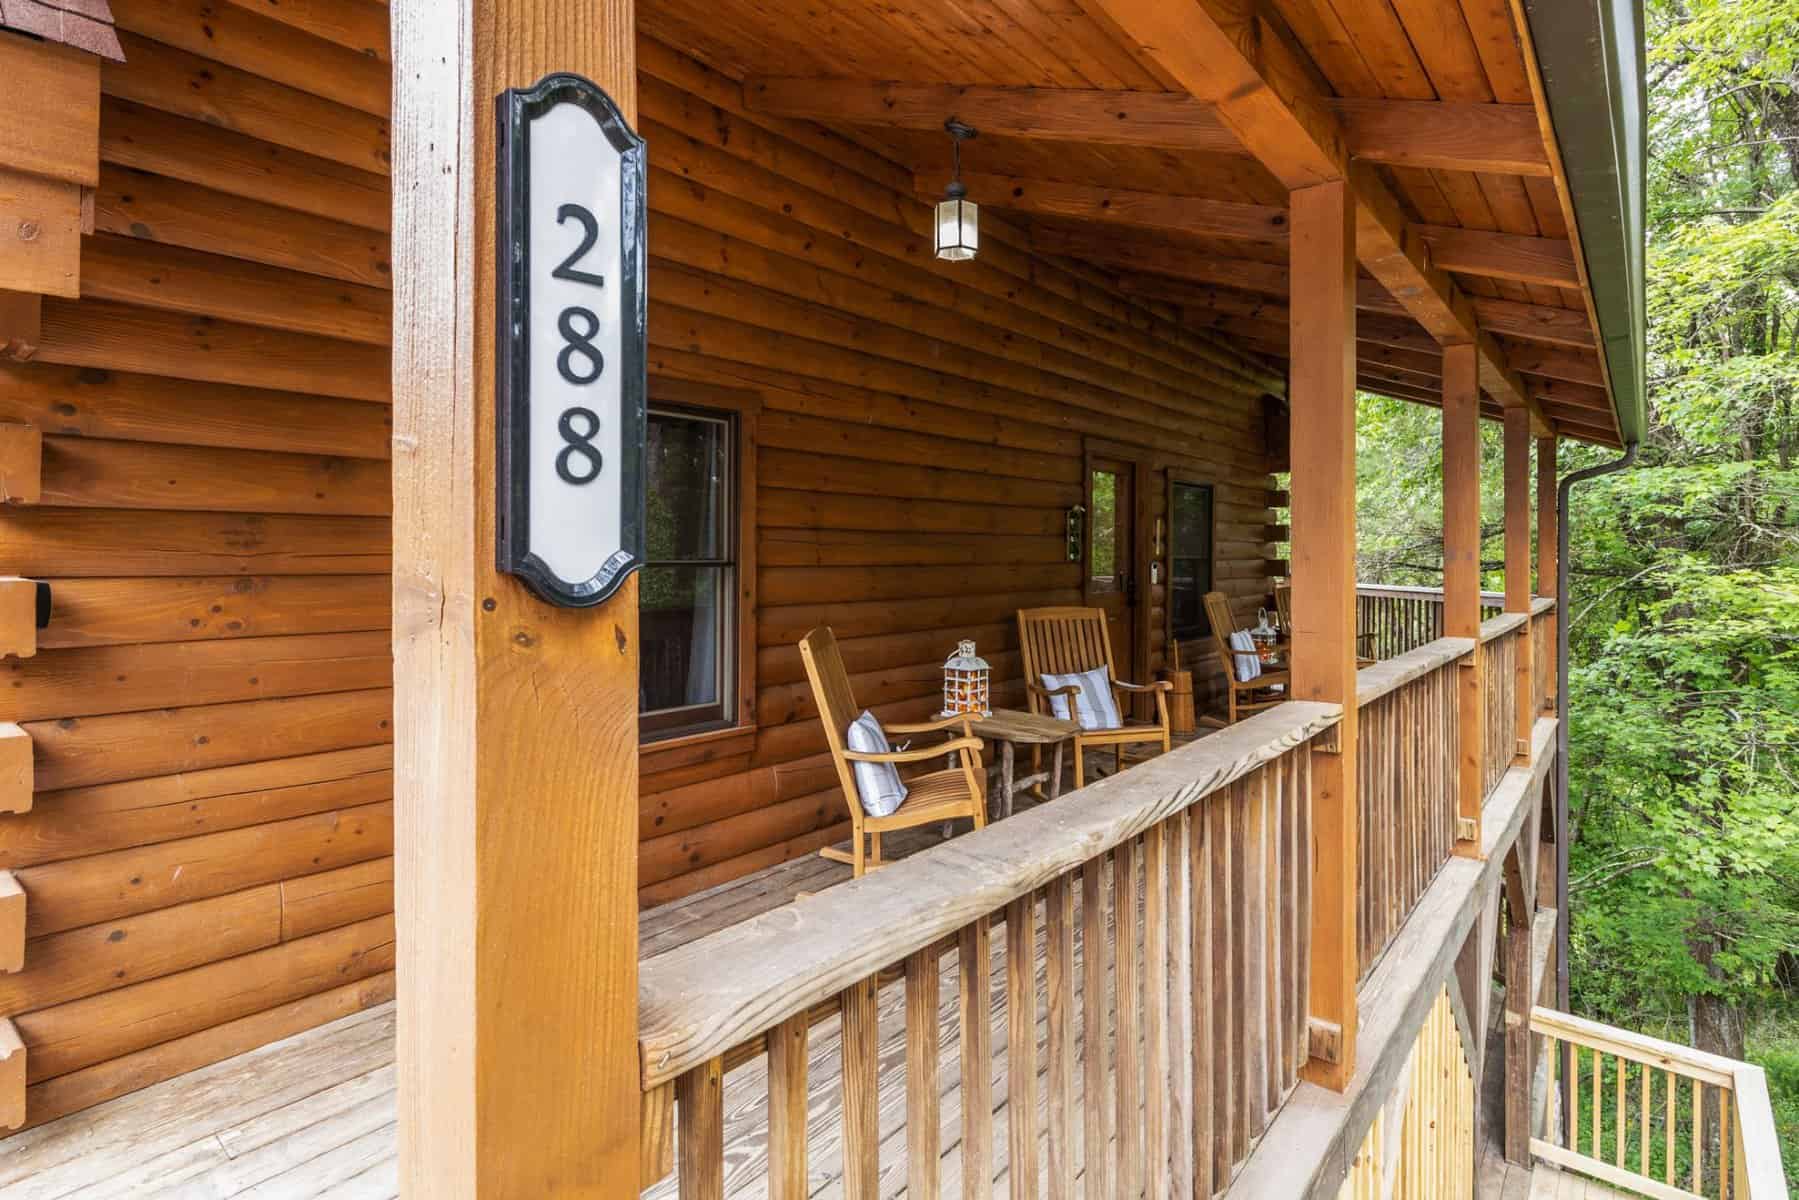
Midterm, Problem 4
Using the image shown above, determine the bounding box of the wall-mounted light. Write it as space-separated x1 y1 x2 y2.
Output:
935 118 979 262
1065 504 1085 562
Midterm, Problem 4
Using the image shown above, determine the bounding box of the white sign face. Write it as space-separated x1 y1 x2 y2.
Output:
496 75 646 607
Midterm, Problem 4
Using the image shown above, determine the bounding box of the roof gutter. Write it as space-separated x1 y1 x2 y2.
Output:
1519 0 1648 446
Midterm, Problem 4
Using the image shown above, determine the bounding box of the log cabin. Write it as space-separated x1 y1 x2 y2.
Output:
0 0 1784 1196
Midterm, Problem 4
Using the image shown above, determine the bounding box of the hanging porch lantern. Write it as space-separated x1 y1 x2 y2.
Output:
935 119 979 262
942 639 991 717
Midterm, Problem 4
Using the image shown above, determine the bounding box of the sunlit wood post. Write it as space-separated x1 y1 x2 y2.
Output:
1289 179 1359 1089
390 1 642 1194
1504 406 1534 760
1443 344 1484 855
1537 436 1558 716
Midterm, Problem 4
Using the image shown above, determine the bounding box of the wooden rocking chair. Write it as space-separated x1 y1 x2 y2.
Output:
1275 581 1378 665
1016 606 1172 788
799 626 987 877
1205 590 1291 724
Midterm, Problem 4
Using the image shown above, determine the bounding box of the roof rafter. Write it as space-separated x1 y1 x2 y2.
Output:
1080 0 1555 435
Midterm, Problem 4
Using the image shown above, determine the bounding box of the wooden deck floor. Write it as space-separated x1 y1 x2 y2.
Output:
0 743 1181 1198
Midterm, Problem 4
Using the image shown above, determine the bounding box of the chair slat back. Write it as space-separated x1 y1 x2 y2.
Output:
1017 606 1116 714
1204 591 1241 681
799 626 865 824
1274 584 1292 634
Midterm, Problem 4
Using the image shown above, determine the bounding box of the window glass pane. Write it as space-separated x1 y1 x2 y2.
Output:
646 412 727 561
1090 469 1117 582
640 565 728 714
1169 483 1214 640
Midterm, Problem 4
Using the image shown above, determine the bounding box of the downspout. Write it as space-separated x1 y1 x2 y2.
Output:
1554 440 1640 1007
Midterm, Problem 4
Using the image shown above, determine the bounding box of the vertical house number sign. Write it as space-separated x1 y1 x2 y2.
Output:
495 74 647 607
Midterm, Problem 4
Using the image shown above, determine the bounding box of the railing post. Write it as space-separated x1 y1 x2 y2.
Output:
1443 345 1484 856
391 2 643 1194
1289 179 1358 1089
1504 407 1534 761
1537 436 1558 716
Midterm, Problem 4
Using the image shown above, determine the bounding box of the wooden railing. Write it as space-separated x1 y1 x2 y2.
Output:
1353 637 1470 978
1481 613 1524 798
1355 584 1505 661
1531 1007 1787 1199
637 702 1340 1198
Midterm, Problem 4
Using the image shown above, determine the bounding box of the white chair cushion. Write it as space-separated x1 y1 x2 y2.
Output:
1228 630 1263 683
845 710 908 817
1041 666 1122 731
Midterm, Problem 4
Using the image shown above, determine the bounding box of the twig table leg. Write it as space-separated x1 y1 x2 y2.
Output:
1050 740 1065 801
1000 740 1016 818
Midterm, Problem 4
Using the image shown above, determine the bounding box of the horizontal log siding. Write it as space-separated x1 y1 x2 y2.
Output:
634 42 1284 905
0 0 395 1131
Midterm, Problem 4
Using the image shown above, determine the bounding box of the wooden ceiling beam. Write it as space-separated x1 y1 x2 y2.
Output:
1415 226 1578 289
1470 298 1596 349
915 172 1289 242
1083 0 1552 435
742 78 1242 153
1329 99 1549 176
1031 225 1290 296
1496 339 1605 387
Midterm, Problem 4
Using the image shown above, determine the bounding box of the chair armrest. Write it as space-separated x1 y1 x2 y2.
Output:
1026 681 1081 698
885 714 974 735
1113 679 1173 693
843 736 984 765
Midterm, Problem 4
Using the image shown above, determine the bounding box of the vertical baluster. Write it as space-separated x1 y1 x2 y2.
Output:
960 918 994 1200
1006 896 1039 1200
1640 1055 1651 1179
842 978 880 1200
1240 771 1269 1140
1210 789 1236 1186
676 1057 724 1200
1142 823 1169 1198
1567 1042 1579 1154
1114 841 1142 1199
1666 1068 1677 1188
1045 877 1076 1199
1592 1047 1602 1160
1721 1087 1732 1200
1080 861 1110 1200
1190 791 1215 1200
1617 1054 1627 1168
1548 1033 1560 1147
907 948 942 1200
1693 1079 1705 1197
1169 808 1195 1195
1264 762 1284 1115
768 1015 809 1200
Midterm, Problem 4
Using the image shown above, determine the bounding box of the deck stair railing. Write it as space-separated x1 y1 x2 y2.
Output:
636 702 1339 1198
1530 1007 1787 1199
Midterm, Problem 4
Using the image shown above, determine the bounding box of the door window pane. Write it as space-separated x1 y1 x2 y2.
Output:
642 407 735 739
1090 469 1118 585
1169 482 1214 642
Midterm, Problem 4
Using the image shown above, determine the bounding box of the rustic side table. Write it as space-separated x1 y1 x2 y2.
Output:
970 708 1082 819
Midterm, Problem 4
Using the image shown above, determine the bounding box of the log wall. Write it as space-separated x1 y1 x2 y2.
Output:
0 12 1283 1125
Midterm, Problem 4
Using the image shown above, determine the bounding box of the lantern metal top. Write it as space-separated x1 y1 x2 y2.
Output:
945 639 989 671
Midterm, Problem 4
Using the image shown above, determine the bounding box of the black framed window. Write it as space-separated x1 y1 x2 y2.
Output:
1168 480 1215 643
641 406 735 740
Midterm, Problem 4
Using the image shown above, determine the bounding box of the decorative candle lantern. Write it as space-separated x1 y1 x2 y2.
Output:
942 639 991 717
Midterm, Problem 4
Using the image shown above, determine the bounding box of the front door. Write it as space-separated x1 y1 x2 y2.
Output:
1086 455 1137 678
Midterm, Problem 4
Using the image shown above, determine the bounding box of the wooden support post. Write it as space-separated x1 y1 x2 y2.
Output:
1537 436 1558 715
0 723 30 814
1289 179 1359 1090
1505 407 1534 760
1443 344 1484 855
0 870 19 973
0 1017 20 1132
0 578 36 659
1504 894 1534 1163
391 1 642 1194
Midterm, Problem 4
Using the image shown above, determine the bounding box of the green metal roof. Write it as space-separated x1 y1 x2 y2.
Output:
1519 0 1648 446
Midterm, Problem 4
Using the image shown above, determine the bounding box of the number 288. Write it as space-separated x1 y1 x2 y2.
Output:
550 202 606 486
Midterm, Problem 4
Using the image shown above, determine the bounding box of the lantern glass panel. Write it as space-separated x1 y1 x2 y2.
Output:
935 197 978 261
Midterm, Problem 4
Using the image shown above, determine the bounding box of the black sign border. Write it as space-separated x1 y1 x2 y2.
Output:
495 73 648 608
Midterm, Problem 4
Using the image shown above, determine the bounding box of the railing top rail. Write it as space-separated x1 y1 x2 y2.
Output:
1529 1006 1740 1087
637 700 1342 1089
1355 582 1507 604
1531 595 1555 617
1355 636 1475 706
1479 611 1529 643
